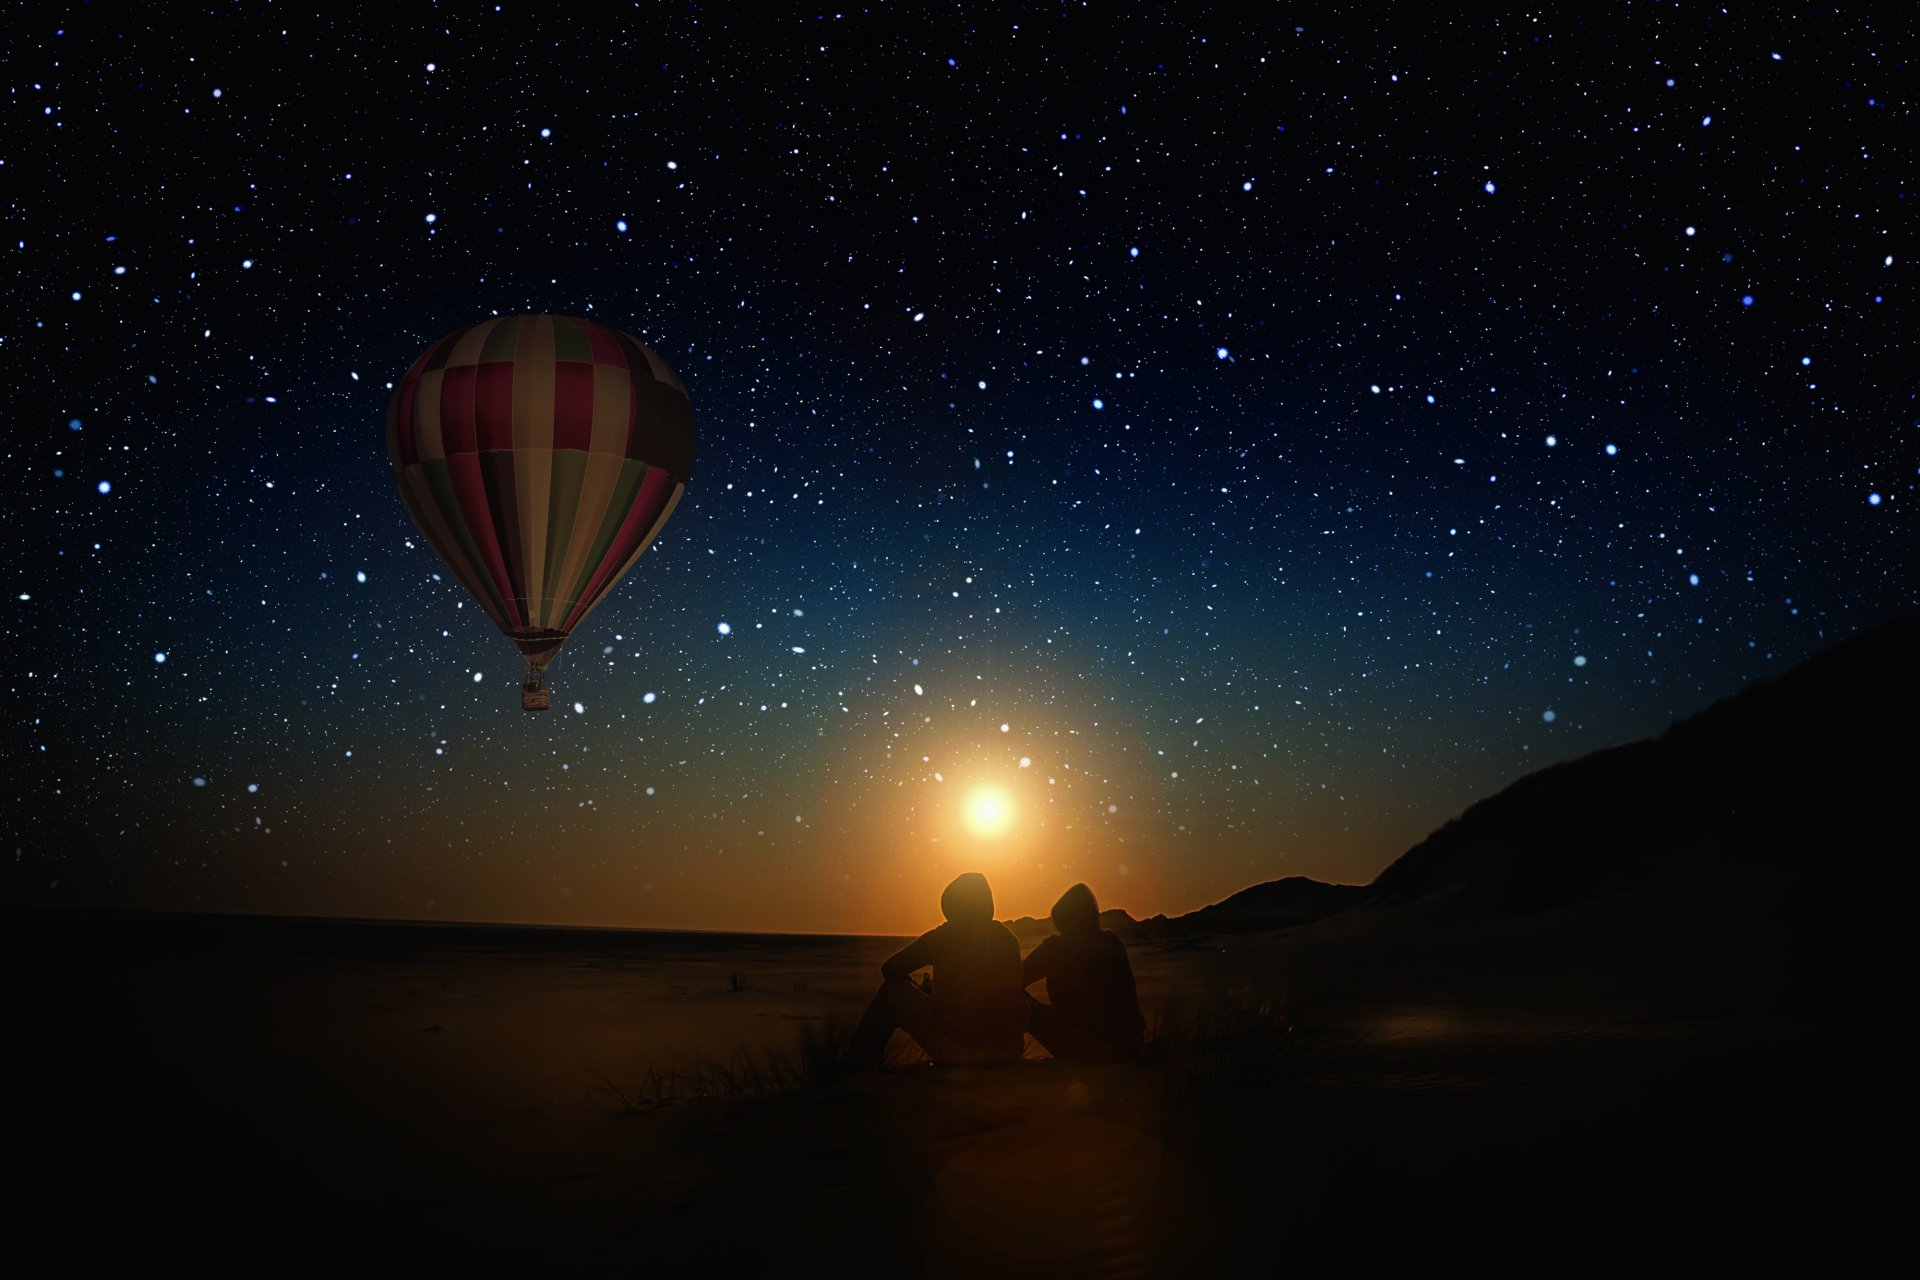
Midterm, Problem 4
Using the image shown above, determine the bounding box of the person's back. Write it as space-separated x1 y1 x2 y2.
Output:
843 871 1026 1070
1023 883 1145 1061
915 913 1025 1063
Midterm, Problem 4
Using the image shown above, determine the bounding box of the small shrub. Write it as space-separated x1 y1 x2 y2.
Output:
1145 996 1296 1090
595 1018 850 1111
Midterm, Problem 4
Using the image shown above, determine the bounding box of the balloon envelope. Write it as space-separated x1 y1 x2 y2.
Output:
386 315 695 695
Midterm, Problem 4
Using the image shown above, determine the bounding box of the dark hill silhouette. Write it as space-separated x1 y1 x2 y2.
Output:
1003 877 1366 945
1013 618 1915 961
1367 613 1918 924
1180 875 1368 929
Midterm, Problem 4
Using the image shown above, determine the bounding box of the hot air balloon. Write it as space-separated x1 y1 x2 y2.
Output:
386 315 696 710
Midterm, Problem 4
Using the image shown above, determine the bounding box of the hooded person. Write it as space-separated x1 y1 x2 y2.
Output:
1022 883 1145 1062
841 872 1027 1070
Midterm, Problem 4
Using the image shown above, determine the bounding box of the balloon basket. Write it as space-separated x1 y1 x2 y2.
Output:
521 668 552 712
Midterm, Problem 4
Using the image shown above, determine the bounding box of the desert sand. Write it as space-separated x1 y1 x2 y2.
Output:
5 897 1906 1277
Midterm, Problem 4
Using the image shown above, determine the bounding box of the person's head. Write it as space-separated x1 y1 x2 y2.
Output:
940 872 995 923
1051 882 1099 936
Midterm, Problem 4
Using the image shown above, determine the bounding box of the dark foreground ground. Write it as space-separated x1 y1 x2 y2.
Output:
5 902 1910 1276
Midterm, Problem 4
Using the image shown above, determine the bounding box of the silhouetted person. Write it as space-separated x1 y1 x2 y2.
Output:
1023 883 1145 1062
842 872 1026 1070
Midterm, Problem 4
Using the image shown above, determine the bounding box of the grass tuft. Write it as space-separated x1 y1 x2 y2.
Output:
594 1018 848 1111
1143 995 1296 1090
595 994 1298 1112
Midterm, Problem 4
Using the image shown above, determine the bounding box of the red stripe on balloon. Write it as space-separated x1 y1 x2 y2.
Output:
583 319 625 366
392 378 419 467
445 452 525 628
439 364 478 455
473 361 516 452
560 465 673 631
478 449 527 619
552 361 595 452
624 355 640 460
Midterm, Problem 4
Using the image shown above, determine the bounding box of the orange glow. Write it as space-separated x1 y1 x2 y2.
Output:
963 785 1016 838
809 654 1186 933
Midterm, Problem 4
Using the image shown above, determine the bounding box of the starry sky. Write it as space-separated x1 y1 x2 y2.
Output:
6 6 1911 934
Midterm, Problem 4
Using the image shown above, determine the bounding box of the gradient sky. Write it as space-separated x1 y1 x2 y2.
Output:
6 7 1911 934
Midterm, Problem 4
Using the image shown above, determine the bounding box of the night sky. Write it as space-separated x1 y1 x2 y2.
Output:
7 7 1911 934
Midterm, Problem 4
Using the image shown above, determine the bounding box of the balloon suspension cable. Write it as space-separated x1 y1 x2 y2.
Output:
521 660 552 712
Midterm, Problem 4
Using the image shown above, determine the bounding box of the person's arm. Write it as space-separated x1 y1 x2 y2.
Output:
881 926 939 979
1022 936 1054 989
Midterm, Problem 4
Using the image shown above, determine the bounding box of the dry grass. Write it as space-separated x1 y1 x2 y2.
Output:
592 1018 848 1111
593 993 1298 1113
1143 994 1298 1089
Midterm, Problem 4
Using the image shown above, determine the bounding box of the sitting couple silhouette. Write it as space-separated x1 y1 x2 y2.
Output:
841 873 1145 1071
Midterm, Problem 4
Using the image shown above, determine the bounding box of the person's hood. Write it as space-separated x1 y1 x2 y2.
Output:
941 872 995 923
1051 882 1099 935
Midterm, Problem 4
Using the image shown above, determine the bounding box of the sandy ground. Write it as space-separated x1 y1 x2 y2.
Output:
4 908 1909 1275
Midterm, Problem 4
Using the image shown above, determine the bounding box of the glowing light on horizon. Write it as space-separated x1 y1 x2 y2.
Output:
963 786 1015 839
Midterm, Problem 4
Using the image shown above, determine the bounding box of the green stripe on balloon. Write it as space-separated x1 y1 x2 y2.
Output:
565 459 649 611
417 458 509 620
479 316 522 364
552 316 594 364
540 450 589 623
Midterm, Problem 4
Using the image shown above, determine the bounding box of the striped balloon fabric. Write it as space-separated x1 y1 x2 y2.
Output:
386 315 696 708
